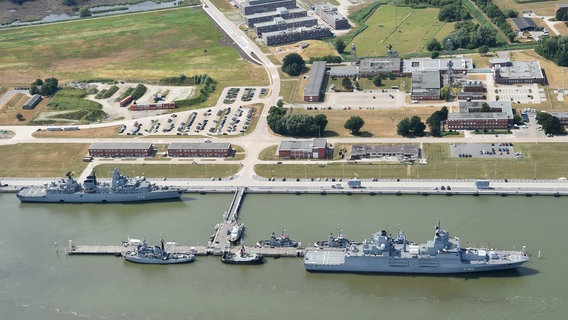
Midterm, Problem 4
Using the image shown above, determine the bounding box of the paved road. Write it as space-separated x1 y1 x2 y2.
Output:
1 3 568 189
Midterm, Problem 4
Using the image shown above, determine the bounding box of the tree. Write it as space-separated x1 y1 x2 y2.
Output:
426 38 442 52
426 112 442 137
372 75 382 87
276 99 284 108
557 8 568 22
29 85 39 95
335 38 346 54
341 77 353 90
397 118 411 136
440 85 452 100
431 51 440 59
410 115 426 136
63 0 77 6
313 114 328 136
536 112 566 135
535 36 568 66
39 77 58 96
344 116 364 135
79 7 92 18
481 102 491 112
478 45 489 55
281 53 305 76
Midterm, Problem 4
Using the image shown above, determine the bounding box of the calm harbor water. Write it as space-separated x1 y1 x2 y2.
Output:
0 192 565 319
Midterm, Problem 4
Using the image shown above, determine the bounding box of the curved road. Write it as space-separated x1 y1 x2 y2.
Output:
1 3 568 188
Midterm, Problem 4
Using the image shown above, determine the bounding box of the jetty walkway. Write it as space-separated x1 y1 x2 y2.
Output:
67 186 305 259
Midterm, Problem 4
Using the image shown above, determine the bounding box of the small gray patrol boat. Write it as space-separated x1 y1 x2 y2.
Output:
17 168 183 203
304 221 529 274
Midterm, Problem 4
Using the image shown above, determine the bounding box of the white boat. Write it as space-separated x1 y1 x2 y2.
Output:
229 223 244 243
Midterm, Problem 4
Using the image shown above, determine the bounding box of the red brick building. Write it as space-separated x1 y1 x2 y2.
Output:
278 138 328 159
88 143 154 157
167 142 232 158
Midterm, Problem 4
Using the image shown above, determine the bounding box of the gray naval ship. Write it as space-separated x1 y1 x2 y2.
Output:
17 168 183 203
304 222 529 274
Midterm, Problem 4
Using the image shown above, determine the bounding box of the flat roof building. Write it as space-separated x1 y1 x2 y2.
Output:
245 7 307 26
549 112 568 125
303 61 327 102
167 142 232 158
411 70 441 100
402 58 474 75
315 4 349 30
493 60 545 84
254 16 317 36
278 138 328 159
262 25 333 46
240 0 296 15
88 143 154 158
329 66 359 77
448 101 513 130
350 144 421 160
359 58 401 76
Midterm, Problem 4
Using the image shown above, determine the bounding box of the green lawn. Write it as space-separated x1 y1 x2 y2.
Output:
93 163 242 179
351 5 454 57
0 8 268 87
255 143 568 180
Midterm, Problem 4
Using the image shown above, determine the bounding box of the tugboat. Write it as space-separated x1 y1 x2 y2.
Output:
122 238 195 265
315 226 353 248
256 226 299 248
229 223 244 243
17 168 184 203
304 221 529 274
221 244 264 265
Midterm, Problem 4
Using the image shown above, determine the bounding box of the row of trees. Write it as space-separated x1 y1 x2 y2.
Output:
396 107 449 137
29 78 58 96
557 7 568 24
308 55 342 64
397 116 426 137
473 0 517 41
536 112 566 136
535 36 568 67
267 105 328 137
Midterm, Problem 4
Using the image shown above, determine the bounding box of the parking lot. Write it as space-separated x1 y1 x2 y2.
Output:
450 143 521 159
494 84 545 104
119 105 255 137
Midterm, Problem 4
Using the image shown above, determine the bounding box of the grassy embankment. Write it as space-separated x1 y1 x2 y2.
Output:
0 8 268 107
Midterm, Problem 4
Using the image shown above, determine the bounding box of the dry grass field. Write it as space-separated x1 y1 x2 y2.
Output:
0 92 43 125
269 40 338 62
0 143 89 177
295 107 442 137
0 8 267 87
32 125 122 138
493 0 565 16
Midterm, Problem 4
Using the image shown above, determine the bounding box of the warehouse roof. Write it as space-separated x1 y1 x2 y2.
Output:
168 142 231 150
89 143 152 150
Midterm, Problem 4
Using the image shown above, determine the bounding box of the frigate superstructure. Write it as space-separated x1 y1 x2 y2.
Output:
304 222 529 274
17 168 183 203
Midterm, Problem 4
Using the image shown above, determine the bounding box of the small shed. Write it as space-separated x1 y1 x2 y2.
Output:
348 178 362 189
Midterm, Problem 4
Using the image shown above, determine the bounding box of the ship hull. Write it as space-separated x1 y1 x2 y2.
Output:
304 250 528 274
123 256 194 265
17 188 183 203
221 253 264 265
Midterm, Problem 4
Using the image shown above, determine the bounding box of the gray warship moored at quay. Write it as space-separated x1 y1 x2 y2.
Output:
122 238 195 265
304 221 529 274
16 168 183 203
